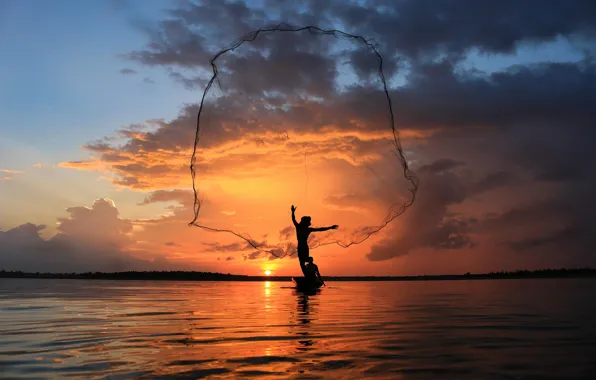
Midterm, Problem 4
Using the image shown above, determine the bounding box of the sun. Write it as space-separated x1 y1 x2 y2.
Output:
264 270 272 276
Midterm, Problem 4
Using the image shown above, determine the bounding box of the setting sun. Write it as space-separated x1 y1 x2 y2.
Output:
264 270 272 276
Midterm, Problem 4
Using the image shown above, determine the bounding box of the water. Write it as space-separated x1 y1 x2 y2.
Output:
1 279 595 379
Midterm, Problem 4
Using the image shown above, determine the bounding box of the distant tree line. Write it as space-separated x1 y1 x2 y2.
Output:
0 270 252 281
1 268 595 281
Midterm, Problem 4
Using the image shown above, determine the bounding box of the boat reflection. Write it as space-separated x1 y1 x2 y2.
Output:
294 291 316 352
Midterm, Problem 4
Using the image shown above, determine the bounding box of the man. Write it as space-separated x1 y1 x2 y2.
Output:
304 257 325 287
291 205 338 276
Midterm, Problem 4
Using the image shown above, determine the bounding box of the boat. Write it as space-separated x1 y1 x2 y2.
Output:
292 276 324 292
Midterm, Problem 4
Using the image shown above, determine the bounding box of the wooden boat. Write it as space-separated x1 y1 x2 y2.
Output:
292 276 324 291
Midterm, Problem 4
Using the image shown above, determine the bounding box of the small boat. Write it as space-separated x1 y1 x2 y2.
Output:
292 276 324 292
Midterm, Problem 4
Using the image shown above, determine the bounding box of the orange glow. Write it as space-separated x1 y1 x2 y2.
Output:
55 124 421 276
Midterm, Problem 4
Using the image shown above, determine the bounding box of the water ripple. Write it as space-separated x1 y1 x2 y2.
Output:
1 279 595 379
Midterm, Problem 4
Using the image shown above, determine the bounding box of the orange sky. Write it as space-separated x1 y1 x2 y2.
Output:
2 1 594 275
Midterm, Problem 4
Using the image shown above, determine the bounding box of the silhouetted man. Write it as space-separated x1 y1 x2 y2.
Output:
291 205 338 276
304 257 325 286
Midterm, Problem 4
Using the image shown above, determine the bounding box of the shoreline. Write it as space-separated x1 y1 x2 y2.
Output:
1 268 595 282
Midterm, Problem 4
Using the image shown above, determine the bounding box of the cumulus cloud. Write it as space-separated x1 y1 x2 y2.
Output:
0 199 175 273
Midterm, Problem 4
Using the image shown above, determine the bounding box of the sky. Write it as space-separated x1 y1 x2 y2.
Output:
1 0 595 276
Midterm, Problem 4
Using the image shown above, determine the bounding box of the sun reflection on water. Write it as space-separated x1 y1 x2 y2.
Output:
265 281 271 297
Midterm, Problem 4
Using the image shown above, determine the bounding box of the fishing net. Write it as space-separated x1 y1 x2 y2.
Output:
189 25 418 259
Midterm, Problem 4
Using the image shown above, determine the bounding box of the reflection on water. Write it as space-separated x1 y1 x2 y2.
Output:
1 278 596 379
295 292 315 353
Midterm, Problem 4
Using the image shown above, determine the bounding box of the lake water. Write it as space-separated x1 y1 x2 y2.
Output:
1 278 595 379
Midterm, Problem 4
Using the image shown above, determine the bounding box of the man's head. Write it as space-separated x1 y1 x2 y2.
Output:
300 216 312 226
306 257 314 264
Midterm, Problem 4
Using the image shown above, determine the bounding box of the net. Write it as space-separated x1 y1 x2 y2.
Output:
189 25 419 258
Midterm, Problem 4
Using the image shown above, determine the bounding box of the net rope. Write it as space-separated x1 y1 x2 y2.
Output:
189 24 419 258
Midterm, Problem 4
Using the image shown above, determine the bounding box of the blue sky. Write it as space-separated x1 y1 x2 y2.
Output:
0 0 195 168
0 0 193 230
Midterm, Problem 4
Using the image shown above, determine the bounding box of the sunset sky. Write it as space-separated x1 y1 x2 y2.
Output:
1 0 595 276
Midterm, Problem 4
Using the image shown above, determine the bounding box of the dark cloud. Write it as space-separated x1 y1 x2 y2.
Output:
242 249 284 261
244 251 263 261
336 0 596 58
168 70 205 89
471 171 517 194
129 0 596 70
127 19 211 68
203 242 252 253
508 226 584 252
481 199 572 232
419 158 465 174
120 1 596 139
382 60 596 132
220 44 337 97
127 0 268 68
511 123 596 183
367 162 473 261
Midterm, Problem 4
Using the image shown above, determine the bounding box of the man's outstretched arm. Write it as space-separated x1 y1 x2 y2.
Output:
310 224 338 232
291 205 298 227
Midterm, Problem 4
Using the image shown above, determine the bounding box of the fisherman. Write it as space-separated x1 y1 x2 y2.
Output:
291 205 338 276
304 257 325 286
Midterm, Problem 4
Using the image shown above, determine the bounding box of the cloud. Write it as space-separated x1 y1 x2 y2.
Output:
242 250 282 261
118 0 596 137
119 68 137 75
138 189 193 207
55 1 596 271
0 169 24 180
0 169 23 174
0 199 175 273
202 242 252 253
244 251 263 260
508 226 583 252
128 1 596 69
366 162 474 261
471 171 517 194
337 0 596 59
56 198 133 247
418 159 465 174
